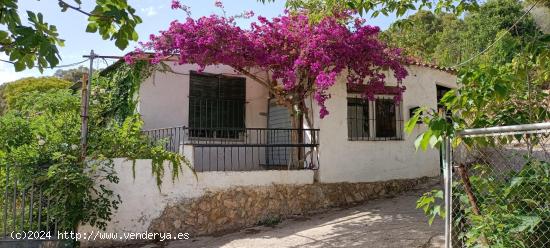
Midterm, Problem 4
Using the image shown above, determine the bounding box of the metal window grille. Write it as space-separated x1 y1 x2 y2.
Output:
189 71 246 139
347 95 404 141
347 97 369 139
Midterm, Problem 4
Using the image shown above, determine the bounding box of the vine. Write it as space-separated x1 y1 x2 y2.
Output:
93 60 155 124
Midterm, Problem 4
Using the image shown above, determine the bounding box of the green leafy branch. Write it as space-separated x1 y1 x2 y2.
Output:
0 0 141 72
416 189 445 225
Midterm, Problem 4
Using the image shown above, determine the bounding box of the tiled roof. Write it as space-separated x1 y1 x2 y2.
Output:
403 58 458 74
102 53 459 75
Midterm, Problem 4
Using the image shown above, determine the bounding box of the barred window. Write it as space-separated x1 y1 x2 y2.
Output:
347 95 403 141
376 98 397 138
189 71 246 138
347 97 369 139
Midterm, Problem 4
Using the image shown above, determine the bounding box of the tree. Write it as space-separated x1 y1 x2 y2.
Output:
409 37 550 246
128 6 408 125
260 0 479 22
0 76 72 115
380 10 444 63
127 3 407 167
381 0 542 67
0 0 141 72
53 65 92 82
432 14 467 65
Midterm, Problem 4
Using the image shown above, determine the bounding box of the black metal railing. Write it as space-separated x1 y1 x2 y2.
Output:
1 165 67 245
143 127 320 172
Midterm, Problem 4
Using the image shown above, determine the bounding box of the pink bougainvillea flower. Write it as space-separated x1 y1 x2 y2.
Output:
243 10 254 18
171 0 181 10
128 9 408 118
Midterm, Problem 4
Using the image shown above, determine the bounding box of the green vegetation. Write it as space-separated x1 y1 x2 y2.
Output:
0 62 187 233
460 160 550 247
258 215 282 227
417 160 550 247
53 66 93 83
382 0 542 67
404 2 550 245
0 76 72 115
0 0 141 71
261 0 479 22
406 34 550 146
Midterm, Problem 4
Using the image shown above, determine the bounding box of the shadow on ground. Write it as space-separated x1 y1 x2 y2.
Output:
140 181 444 248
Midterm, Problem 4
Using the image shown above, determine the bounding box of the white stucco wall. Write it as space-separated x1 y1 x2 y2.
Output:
138 64 269 130
138 64 457 183
79 158 314 238
312 65 457 183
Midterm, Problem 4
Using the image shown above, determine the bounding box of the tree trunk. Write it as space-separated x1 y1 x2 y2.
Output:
457 163 489 246
289 106 304 169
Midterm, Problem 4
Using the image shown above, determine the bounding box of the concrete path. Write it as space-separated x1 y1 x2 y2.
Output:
140 182 444 248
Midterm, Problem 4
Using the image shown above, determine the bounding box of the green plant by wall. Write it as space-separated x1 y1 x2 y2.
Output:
408 32 550 247
0 61 189 235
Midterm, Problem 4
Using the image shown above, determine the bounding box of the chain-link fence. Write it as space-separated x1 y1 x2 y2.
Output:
448 123 550 248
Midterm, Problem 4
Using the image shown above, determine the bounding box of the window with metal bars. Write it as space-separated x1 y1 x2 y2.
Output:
347 97 370 139
347 95 403 141
189 71 246 139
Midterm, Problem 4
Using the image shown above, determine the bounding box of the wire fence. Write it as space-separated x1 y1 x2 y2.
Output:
448 123 550 247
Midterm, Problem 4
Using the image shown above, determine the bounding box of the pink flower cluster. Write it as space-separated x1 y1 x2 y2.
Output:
128 10 408 118
243 10 254 19
171 0 181 10
171 0 192 16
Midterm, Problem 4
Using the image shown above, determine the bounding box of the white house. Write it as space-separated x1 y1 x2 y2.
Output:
138 62 457 182
80 61 457 247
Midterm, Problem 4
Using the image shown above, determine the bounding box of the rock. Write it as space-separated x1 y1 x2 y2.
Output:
173 220 182 229
215 217 228 225
199 201 210 211
223 199 237 209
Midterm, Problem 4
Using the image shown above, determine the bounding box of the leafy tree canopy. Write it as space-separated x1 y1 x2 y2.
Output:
53 65 93 82
406 31 550 150
382 0 542 67
0 0 141 72
0 76 72 115
260 0 479 22
129 3 408 122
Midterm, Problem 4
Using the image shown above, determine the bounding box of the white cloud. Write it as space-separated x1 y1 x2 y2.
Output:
141 6 158 17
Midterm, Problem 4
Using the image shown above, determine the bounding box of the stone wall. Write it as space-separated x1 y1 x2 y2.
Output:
148 177 430 237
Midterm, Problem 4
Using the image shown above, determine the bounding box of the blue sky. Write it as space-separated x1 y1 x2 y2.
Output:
0 0 403 84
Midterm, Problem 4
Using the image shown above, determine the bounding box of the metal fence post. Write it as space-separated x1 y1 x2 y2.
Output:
443 136 453 248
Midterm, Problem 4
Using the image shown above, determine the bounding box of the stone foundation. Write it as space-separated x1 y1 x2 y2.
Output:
149 177 430 236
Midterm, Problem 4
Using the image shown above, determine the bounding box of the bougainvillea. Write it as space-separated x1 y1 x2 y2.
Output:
127 2 408 120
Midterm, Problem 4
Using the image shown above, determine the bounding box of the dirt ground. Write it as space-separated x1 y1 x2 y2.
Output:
137 180 444 248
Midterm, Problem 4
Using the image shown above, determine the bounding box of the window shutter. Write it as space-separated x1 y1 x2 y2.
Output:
189 71 246 137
